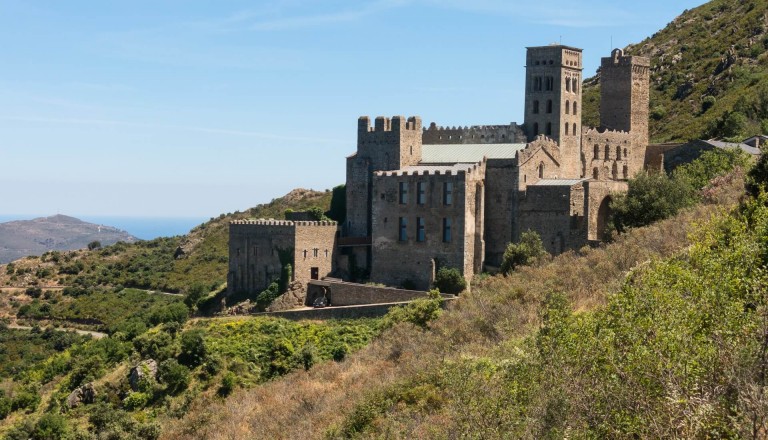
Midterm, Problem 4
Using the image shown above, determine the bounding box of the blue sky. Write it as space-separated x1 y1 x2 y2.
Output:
0 0 707 218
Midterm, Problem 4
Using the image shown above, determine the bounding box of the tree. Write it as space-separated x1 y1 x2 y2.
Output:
178 329 206 367
433 267 467 294
747 146 768 197
327 184 347 223
610 171 696 233
500 230 549 274
158 359 190 395
183 283 207 310
88 240 102 250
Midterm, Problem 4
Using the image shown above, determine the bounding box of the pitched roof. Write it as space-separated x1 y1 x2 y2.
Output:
421 143 526 163
702 140 760 155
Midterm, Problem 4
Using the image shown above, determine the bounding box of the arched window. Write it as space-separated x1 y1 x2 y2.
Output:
623 165 629 179
538 162 545 178
564 123 569 135
566 78 571 92
573 123 577 135
546 122 552 136
594 144 599 159
593 168 599 179
604 145 610 159
616 146 622 160
573 102 578 115
533 123 539 136
565 100 570 114
572 78 578 93
533 100 540 114
612 162 618 180
624 148 628 158
547 100 553 113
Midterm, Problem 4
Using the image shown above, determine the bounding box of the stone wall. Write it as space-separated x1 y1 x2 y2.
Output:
293 222 338 285
308 280 433 306
584 180 628 241
518 182 586 254
227 220 338 296
422 122 527 144
228 221 295 295
483 159 518 266
369 161 485 290
582 128 634 180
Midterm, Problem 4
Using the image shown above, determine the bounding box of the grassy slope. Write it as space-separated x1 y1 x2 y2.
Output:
160 171 746 439
0 188 333 296
582 0 768 142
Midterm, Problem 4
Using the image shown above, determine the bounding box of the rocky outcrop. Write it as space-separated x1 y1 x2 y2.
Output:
129 359 158 391
66 382 97 408
267 281 307 312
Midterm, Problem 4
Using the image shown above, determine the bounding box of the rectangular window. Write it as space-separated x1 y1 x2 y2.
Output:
399 182 408 204
416 217 425 242
443 218 452 243
443 182 453 206
399 217 407 241
417 181 426 205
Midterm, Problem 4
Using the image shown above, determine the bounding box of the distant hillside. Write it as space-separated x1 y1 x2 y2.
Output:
582 0 768 142
0 215 137 264
0 188 336 292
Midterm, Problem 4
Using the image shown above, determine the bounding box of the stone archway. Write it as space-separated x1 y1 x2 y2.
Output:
596 196 612 241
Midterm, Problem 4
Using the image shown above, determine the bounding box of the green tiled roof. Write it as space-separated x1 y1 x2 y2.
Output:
421 143 527 163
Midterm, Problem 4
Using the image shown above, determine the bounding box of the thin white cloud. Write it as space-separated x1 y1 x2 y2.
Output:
0 116 344 144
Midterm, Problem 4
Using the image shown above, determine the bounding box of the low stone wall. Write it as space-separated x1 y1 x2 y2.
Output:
308 280 436 307
264 297 457 321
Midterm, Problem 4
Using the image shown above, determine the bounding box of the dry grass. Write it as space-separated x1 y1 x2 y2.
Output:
160 174 745 440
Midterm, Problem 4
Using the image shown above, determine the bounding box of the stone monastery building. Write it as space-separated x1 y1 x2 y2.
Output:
229 45 651 294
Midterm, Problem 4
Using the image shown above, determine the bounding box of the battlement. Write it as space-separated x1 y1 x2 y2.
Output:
373 159 486 178
230 219 337 227
602 49 651 69
358 115 422 134
583 127 632 137
422 122 526 144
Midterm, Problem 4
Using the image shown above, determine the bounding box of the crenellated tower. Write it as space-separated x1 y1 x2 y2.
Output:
599 48 650 177
523 45 583 178
345 115 422 238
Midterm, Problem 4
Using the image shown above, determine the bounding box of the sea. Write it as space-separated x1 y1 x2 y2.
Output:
0 215 208 241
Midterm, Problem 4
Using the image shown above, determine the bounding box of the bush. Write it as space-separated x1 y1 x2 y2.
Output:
218 371 237 397
256 282 281 311
611 171 697 233
158 359 190 395
747 147 768 197
132 330 175 362
148 302 188 326
384 289 443 329
178 329 206 367
701 95 716 112
183 283 207 311
500 230 549 274
88 240 102 250
123 391 151 410
433 267 467 294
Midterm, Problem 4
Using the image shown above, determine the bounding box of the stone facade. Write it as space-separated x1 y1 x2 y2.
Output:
370 161 486 290
228 220 337 295
229 44 651 296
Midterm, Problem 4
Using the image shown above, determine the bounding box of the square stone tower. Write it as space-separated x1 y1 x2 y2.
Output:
600 48 651 176
524 45 583 178
345 115 423 238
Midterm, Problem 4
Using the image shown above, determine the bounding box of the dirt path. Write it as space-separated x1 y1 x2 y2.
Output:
7 323 107 339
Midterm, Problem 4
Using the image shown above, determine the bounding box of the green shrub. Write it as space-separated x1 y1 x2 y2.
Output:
433 267 467 294
384 290 443 329
178 329 206 367
611 171 697 233
500 230 549 274
132 330 175 362
298 343 318 371
218 371 237 397
158 359 190 395
123 391 151 410
256 282 281 311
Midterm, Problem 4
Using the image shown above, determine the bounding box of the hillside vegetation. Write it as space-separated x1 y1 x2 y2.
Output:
582 0 768 142
162 168 752 438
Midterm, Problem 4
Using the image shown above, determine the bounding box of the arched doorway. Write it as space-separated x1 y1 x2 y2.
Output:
596 196 612 241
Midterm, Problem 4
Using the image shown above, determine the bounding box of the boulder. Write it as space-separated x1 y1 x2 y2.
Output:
129 359 158 391
66 382 97 408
